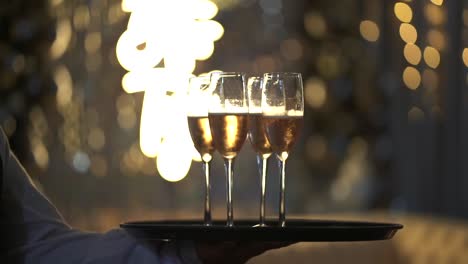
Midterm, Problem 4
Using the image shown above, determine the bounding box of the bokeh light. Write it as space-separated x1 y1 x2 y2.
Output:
72 151 91 173
108 3 126 24
304 12 327 38
54 65 73 108
404 44 422 65
424 3 445 26
464 10 468 27
50 19 72 59
408 106 425 122
423 46 441 69
90 154 108 177
85 32 102 54
191 0 219 20
394 2 413 23
306 135 327 161
116 0 224 182
430 0 444 6
422 69 439 92
359 20 380 42
139 89 166 158
399 23 418 44
87 128 106 151
403 66 421 90
427 29 446 50
280 38 304 61
462 48 468 67
305 77 327 109
73 5 90 30
32 140 49 170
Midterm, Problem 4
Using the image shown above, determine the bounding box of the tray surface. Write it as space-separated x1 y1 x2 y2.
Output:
121 219 403 242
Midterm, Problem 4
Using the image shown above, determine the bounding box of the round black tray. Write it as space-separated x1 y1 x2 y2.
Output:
121 219 403 242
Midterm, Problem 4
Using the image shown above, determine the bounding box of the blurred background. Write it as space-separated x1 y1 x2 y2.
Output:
1 0 468 263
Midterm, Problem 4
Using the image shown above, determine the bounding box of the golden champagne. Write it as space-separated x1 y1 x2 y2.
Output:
188 116 215 157
248 113 272 155
264 116 303 154
208 113 248 158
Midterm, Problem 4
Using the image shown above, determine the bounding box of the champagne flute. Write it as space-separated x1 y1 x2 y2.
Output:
262 72 304 227
187 76 215 226
208 72 249 227
247 76 272 227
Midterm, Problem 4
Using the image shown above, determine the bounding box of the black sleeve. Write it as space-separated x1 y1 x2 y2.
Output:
0 137 3 204
0 128 201 264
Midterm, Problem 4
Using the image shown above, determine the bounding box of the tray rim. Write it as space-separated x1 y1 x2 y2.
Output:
120 219 403 242
121 218 404 229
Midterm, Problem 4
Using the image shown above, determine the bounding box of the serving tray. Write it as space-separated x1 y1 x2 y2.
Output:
121 219 403 242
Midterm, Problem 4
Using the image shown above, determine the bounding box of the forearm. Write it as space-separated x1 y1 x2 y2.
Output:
0 129 201 263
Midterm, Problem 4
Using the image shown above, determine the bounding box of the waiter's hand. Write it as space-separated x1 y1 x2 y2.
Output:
195 241 295 264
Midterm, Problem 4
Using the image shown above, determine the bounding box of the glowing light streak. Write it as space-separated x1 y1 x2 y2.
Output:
116 0 223 182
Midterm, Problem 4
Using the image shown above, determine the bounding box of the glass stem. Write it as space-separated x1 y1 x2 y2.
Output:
203 161 211 226
279 156 287 227
224 158 235 227
257 155 268 226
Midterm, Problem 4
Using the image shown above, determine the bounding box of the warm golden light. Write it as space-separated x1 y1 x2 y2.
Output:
403 66 421 90
359 20 380 42
423 46 441 69
280 38 303 61
108 3 126 25
116 0 223 182
430 0 443 6
462 48 468 67
424 3 445 26
50 19 72 59
73 5 90 30
88 128 106 151
157 139 193 182
394 2 413 23
201 121 213 150
31 139 49 170
85 32 102 54
121 0 135 12
54 65 73 108
90 154 108 177
422 69 438 91
404 44 421 65
464 10 468 27
157 95 199 182
226 116 239 149
306 135 327 161
116 31 164 72
139 89 166 158
408 106 425 122
192 0 219 20
399 23 418 44
305 77 327 109
304 12 327 38
427 29 445 50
